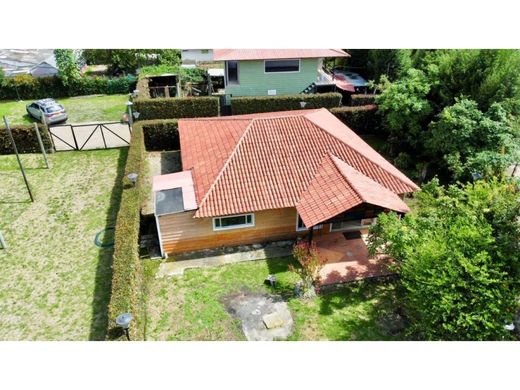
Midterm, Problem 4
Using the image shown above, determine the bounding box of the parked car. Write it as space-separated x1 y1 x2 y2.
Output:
26 98 68 124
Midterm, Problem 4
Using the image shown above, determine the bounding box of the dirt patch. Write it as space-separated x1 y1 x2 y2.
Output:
222 288 293 341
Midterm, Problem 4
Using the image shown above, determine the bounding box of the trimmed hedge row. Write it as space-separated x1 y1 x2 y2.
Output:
0 123 53 154
351 93 377 106
133 96 219 120
0 74 136 100
106 125 145 341
140 119 179 151
330 104 380 134
230 92 342 115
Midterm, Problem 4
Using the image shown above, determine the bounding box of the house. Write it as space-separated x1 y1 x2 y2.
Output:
181 49 214 65
0 49 58 78
211 49 353 102
153 108 418 259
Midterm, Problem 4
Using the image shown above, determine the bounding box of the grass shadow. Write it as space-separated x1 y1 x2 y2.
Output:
88 147 128 340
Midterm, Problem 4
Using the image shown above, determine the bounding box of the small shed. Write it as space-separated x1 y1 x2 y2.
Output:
153 171 197 257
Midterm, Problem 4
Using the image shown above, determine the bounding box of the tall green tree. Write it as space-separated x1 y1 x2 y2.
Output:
54 49 80 86
427 98 518 181
368 178 520 340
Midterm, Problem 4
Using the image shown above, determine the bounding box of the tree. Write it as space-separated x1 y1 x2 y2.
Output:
427 98 518 181
54 49 80 86
0 67 4 85
289 241 327 297
368 178 520 340
341 49 413 82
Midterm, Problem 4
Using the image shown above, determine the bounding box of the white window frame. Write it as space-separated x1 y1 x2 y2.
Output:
264 59 301 74
295 213 322 232
225 60 239 86
213 213 254 231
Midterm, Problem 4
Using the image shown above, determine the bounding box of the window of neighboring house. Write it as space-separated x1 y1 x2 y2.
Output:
265 59 300 73
227 60 239 84
213 213 254 231
296 214 323 232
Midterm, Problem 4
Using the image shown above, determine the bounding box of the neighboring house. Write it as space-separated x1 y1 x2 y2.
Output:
211 49 353 102
153 108 418 257
0 49 58 77
181 49 214 65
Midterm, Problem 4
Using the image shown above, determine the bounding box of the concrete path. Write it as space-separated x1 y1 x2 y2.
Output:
157 242 293 277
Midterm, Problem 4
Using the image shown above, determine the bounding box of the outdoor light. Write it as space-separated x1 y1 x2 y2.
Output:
133 111 140 119
504 323 515 331
116 313 133 340
127 173 138 186
126 101 134 125
300 101 307 108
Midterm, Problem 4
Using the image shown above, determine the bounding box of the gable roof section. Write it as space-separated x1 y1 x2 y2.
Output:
178 109 418 218
213 49 349 61
297 155 410 227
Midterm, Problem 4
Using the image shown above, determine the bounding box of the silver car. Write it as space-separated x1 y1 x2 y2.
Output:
26 98 68 124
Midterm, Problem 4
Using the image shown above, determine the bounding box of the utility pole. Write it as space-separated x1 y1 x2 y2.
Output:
33 123 49 168
3 116 34 202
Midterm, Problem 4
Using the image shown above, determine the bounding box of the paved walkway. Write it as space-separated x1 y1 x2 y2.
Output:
315 232 393 285
157 242 293 277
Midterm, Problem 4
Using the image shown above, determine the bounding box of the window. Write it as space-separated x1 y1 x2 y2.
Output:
227 60 239 84
264 59 300 73
296 214 322 232
213 213 254 231
330 218 374 232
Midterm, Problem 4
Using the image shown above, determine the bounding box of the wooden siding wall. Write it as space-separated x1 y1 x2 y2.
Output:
159 207 330 255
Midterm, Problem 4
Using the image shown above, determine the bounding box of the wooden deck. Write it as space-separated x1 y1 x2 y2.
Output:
315 231 393 285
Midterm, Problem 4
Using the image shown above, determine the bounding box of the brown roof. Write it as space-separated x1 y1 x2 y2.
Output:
213 49 349 61
178 109 418 219
297 154 410 227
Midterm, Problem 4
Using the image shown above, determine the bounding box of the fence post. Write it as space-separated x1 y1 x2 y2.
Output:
33 123 49 168
70 125 79 150
3 116 34 202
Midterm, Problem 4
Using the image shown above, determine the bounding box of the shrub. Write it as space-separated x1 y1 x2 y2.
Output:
133 96 219 120
106 126 145 340
351 93 378 106
138 119 179 151
330 104 380 133
0 123 53 154
289 241 327 297
230 92 342 115
0 75 136 100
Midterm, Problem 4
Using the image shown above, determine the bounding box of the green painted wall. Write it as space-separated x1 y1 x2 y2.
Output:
225 58 319 98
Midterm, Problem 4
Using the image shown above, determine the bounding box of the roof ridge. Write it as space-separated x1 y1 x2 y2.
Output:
327 153 365 203
195 118 256 216
303 111 417 192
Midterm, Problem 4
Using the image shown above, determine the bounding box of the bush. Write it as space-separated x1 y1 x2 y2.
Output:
230 92 342 115
0 74 136 100
106 126 145 340
0 123 53 154
133 96 219 120
138 119 179 151
351 94 377 106
330 104 380 133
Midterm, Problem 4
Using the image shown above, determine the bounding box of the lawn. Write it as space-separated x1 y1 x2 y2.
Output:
0 94 129 124
143 258 402 341
0 149 126 340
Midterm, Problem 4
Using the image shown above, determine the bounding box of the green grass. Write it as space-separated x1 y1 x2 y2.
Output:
0 149 127 340
143 258 402 341
0 94 129 125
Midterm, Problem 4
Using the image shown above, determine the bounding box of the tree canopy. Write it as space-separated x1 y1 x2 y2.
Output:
368 178 520 340
54 49 81 86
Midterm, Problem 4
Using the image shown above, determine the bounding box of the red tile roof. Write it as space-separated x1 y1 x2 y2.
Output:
178 108 419 219
213 49 349 61
297 154 410 227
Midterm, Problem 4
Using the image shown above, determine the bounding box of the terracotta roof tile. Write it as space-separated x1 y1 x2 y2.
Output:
178 108 418 218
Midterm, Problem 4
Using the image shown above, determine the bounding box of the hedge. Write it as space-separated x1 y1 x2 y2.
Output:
0 74 136 100
231 92 342 115
133 96 219 120
139 119 179 151
330 104 380 134
106 126 145 341
135 76 151 99
0 123 53 154
351 93 377 106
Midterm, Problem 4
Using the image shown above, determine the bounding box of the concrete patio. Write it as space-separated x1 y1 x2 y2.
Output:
315 231 393 285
